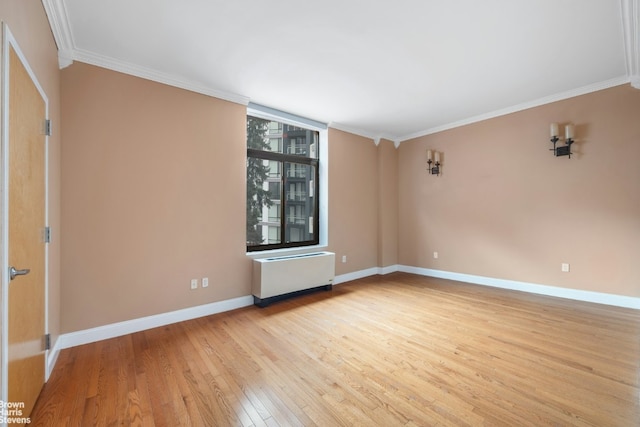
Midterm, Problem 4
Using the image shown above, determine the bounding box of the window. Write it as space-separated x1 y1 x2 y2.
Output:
246 114 320 251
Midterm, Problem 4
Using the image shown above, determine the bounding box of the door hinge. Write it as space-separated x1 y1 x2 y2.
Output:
44 226 51 243
44 119 52 136
44 333 51 351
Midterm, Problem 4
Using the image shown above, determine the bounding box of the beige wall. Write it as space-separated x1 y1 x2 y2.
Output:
60 65 391 333
398 84 640 298
62 62 639 334
58 33 639 333
61 63 251 332
377 139 398 268
327 129 380 275
0 1 62 346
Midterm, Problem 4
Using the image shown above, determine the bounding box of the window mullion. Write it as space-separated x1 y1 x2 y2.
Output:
314 164 320 238
247 148 316 166
280 162 286 245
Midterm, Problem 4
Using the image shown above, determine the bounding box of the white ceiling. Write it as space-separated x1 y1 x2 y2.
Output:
44 0 639 142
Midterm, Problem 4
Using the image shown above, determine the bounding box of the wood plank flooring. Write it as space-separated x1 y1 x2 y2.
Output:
30 273 640 426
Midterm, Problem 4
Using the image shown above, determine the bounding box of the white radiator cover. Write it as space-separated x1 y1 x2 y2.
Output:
252 251 335 299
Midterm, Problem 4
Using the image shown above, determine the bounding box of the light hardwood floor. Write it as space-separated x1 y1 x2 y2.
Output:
31 273 640 426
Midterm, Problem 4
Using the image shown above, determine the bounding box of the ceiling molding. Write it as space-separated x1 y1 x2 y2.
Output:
41 0 73 51
329 122 382 140
73 49 250 105
41 0 249 104
621 0 640 88
41 0 75 68
376 138 401 149
328 122 399 145
42 1 636 140
58 50 73 69
397 75 630 143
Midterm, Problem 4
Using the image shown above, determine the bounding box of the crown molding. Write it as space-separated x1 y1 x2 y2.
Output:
329 122 380 140
377 137 401 149
377 138 401 149
57 49 73 69
42 0 249 104
42 0 73 50
621 0 640 87
73 49 250 105
397 75 630 143
43 0 638 139
41 0 75 68
328 122 399 147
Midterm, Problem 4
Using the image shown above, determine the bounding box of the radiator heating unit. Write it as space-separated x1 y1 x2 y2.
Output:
252 251 335 307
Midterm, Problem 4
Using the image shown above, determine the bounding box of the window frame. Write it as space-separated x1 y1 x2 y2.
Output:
246 105 326 253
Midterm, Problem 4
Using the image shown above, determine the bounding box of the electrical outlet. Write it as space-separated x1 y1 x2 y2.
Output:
190 279 198 290
561 263 570 273
342 255 347 263
433 252 439 259
202 277 209 288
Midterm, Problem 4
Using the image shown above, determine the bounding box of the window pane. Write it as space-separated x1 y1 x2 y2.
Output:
268 204 280 223
247 116 270 150
268 226 280 244
268 181 280 200
284 163 316 243
268 137 282 152
268 160 280 178
267 121 282 134
246 156 280 246
284 127 318 158
248 116 318 158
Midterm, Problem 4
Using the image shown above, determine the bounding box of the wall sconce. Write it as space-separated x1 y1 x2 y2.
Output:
427 150 441 175
549 123 575 158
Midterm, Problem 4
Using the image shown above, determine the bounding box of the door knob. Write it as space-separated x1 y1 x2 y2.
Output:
9 266 30 281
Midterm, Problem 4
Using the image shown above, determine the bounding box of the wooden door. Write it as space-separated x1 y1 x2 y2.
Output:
6 43 47 420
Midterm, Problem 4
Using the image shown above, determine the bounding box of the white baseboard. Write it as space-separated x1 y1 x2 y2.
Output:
334 267 379 284
334 265 399 284
52 264 637 365
57 295 254 351
399 265 640 309
378 264 400 275
46 339 61 379
56 268 387 353
55 267 397 355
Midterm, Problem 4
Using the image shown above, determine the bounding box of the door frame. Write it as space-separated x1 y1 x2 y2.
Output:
0 23 50 404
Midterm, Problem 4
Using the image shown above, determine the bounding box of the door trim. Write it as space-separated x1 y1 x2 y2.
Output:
0 23 50 405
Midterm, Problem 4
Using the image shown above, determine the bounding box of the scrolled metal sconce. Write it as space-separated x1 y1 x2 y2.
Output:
549 123 575 158
427 150 441 176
